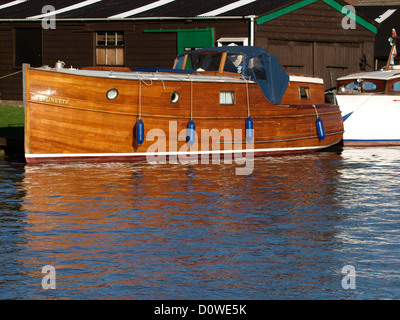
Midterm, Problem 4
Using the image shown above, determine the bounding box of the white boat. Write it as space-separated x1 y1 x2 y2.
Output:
336 69 400 146
335 29 400 146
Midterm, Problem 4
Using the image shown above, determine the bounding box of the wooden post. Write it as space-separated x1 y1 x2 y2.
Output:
22 63 30 155
386 29 398 70
386 43 395 70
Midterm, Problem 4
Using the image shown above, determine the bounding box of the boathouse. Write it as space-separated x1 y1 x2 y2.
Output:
0 0 377 104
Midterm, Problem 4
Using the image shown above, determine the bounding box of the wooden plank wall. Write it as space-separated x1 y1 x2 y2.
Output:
255 0 376 89
256 0 374 43
42 24 93 68
0 25 22 102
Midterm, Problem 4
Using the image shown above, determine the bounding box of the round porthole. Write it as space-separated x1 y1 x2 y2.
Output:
170 91 180 104
106 88 119 100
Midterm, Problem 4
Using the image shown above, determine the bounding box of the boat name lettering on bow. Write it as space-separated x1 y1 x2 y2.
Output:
37 96 69 105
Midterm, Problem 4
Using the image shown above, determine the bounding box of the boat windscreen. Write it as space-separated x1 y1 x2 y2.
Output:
190 52 221 72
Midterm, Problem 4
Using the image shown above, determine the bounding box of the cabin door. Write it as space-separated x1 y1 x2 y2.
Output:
14 28 42 67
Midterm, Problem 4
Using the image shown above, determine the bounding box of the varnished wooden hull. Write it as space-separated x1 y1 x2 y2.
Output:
23 65 343 165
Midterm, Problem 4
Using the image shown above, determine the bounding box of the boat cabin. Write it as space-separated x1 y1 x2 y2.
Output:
172 46 290 105
337 69 400 94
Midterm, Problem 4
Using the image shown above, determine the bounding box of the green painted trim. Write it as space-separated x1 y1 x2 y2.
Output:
256 0 317 25
256 0 377 34
322 0 377 34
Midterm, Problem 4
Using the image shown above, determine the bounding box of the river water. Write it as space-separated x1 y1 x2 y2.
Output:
1 146 400 300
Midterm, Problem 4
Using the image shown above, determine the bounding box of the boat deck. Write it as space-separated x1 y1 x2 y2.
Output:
37 66 323 85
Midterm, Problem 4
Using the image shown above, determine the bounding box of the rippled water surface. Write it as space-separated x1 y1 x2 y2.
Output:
1 147 400 299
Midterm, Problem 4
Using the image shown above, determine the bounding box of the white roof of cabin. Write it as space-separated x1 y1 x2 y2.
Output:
337 68 400 81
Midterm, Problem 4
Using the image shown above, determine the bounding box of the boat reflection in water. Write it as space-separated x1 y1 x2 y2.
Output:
19 151 352 299
18 147 400 299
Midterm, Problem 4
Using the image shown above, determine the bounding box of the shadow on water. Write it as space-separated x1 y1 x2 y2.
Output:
0 126 25 162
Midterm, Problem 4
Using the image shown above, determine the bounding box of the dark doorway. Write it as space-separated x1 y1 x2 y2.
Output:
15 28 42 67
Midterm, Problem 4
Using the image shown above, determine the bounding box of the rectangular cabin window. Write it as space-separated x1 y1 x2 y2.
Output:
96 31 124 66
299 86 311 100
220 91 235 105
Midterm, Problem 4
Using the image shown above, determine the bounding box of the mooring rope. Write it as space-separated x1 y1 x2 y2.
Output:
138 78 142 119
312 104 319 118
137 73 153 87
0 70 22 80
245 78 250 117
190 76 193 119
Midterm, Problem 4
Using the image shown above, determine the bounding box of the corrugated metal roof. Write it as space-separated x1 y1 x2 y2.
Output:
0 0 27 10
0 0 295 19
0 0 379 36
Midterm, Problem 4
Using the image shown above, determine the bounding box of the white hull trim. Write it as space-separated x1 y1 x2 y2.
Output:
25 144 338 163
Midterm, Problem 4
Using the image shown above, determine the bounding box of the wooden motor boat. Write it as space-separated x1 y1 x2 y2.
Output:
23 46 343 165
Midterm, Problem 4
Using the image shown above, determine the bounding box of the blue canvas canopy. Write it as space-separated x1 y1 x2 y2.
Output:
176 46 289 105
